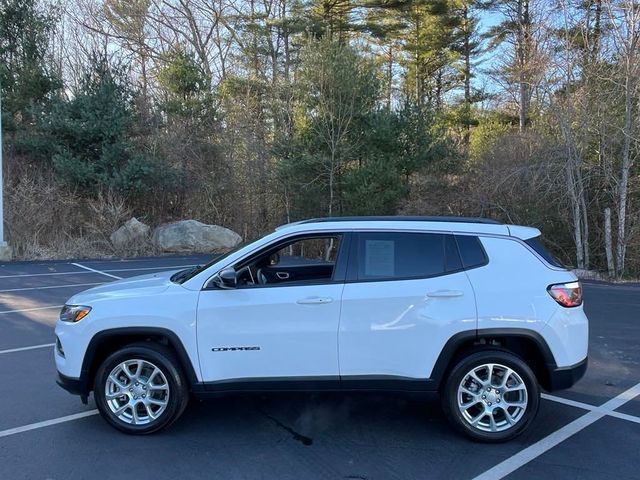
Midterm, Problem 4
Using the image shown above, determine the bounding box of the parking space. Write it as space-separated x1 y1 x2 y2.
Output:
502 416 640 480
0 347 96 431
0 258 638 479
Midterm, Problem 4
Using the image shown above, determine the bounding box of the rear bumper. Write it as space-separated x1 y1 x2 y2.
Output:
546 357 588 391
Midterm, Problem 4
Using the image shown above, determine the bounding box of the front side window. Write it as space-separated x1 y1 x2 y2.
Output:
354 232 457 281
235 235 341 287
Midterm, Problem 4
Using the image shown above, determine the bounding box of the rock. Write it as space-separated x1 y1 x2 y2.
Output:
110 217 151 249
573 268 607 281
152 220 242 253
0 243 12 261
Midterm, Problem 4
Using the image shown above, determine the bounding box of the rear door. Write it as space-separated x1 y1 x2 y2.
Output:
338 231 477 381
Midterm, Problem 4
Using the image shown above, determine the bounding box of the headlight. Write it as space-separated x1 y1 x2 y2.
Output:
60 305 92 323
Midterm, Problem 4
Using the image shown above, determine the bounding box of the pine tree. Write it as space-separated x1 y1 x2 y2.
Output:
0 0 58 133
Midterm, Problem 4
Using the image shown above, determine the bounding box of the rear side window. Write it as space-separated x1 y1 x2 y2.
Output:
455 235 488 269
354 232 459 281
524 236 564 268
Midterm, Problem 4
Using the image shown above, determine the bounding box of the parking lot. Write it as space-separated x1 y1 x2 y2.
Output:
0 255 638 480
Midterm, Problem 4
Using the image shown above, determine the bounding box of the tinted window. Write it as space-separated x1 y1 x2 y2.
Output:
455 235 488 269
355 232 456 280
275 237 340 266
445 234 463 271
525 236 564 268
235 235 341 287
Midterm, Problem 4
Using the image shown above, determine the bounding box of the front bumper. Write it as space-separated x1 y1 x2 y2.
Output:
546 357 588 391
56 371 89 400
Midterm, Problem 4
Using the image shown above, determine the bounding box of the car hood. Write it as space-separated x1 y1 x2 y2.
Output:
66 269 181 304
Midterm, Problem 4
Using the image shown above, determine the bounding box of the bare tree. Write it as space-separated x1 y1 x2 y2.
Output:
605 0 640 277
485 0 550 131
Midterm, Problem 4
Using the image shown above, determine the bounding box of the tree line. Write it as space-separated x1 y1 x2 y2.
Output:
0 0 638 276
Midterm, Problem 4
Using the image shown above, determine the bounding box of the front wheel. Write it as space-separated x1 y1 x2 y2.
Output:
94 343 189 434
442 350 540 442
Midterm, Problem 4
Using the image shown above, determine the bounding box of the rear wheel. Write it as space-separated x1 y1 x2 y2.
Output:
442 350 540 442
94 343 189 434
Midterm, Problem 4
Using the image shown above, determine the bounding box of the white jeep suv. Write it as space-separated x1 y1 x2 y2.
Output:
55 216 588 441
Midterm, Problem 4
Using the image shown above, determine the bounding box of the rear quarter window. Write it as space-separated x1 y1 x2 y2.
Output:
524 236 564 268
455 235 488 269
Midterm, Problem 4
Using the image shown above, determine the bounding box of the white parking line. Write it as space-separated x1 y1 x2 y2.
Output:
81 256 200 264
0 410 99 439
541 393 596 410
0 282 105 293
609 410 640 424
71 263 123 280
0 343 55 355
543 393 640 425
0 305 63 315
473 382 640 480
0 264 196 279
105 264 194 273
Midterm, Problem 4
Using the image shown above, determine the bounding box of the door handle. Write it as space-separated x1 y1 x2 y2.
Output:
276 272 290 279
426 290 464 298
296 297 333 305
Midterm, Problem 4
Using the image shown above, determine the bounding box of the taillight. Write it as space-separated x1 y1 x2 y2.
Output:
547 281 582 307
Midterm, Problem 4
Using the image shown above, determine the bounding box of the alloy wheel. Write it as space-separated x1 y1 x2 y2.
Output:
105 359 170 425
456 363 528 433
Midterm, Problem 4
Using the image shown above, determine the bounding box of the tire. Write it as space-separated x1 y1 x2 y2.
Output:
441 349 540 442
94 342 190 434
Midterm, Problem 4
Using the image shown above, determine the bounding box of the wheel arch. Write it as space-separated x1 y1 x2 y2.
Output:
79 327 199 396
431 329 557 391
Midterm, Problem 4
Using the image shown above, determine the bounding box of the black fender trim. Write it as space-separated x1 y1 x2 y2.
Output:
190 375 438 398
200 376 341 393
429 328 561 389
75 327 199 396
547 357 588 391
66 327 582 398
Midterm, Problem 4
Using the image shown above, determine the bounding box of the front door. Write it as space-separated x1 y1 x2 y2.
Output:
196 233 348 384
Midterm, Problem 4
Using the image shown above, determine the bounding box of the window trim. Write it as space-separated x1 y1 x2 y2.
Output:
203 232 351 290
345 231 467 284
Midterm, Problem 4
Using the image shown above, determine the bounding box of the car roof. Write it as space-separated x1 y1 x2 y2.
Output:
276 216 540 240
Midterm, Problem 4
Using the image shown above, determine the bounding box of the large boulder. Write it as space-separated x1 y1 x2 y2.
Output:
152 220 242 253
110 217 151 249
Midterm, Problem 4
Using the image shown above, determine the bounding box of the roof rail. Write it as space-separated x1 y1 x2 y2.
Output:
294 216 502 225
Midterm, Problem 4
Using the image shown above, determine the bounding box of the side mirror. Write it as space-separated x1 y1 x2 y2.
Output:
268 253 280 266
214 268 237 289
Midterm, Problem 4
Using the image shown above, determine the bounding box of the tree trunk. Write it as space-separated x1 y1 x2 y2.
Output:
415 6 422 107
591 0 602 63
463 5 471 106
386 45 393 111
517 0 530 131
462 2 472 143
615 70 633 278
580 181 590 268
556 110 587 269
283 0 290 84
604 207 614 278
328 148 335 216
567 161 585 269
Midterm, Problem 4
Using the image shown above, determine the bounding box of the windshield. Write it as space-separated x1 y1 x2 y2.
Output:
170 242 246 284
